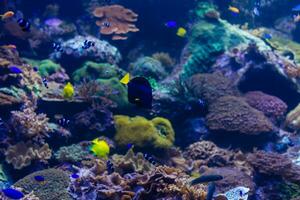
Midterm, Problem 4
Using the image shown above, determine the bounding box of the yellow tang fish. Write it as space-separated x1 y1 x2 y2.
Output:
120 73 130 85
63 82 74 99
228 6 240 14
0 11 14 20
177 27 187 37
90 138 110 158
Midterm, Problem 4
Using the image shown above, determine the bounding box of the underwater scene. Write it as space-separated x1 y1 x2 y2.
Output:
3 0 300 199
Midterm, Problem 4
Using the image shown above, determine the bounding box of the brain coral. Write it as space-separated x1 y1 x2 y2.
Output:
186 72 239 105
206 96 274 135
14 168 71 200
114 115 175 149
5 142 52 170
244 91 287 122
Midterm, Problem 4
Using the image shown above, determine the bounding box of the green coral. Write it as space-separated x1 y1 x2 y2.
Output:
181 2 267 79
114 115 175 149
72 61 123 83
14 168 71 200
24 58 61 76
54 144 90 163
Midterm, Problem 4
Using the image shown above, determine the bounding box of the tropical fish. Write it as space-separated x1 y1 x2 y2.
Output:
82 40 95 49
294 14 300 23
34 175 45 182
42 77 49 88
90 138 110 158
292 4 300 12
176 27 187 37
144 153 156 165
2 188 24 199
0 11 14 20
9 66 22 74
228 6 240 14
102 21 111 28
71 173 79 179
127 77 153 109
53 43 63 52
120 73 130 84
33 66 38 72
58 118 70 127
165 21 177 28
262 33 272 40
190 174 223 185
206 182 216 200
106 160 114 174
17 18 31 32
253 7 260 16
63 82 74 99
215 186 250 200
2 44 17 50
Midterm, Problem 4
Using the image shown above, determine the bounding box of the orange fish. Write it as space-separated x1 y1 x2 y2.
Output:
3 44 17 49
0 11 14 20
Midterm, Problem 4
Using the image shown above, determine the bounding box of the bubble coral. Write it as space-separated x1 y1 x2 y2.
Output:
244 91 287 123
5 142 52 170
206 95 274 135
114 115 175 149
14 168 71 200
93 5 139 40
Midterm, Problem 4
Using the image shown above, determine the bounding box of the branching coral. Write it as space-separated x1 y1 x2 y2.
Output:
14 168 71 200
114 115 175 149
244 91 287 123
93 5 139 40
206 95 274 135
5 142 52 170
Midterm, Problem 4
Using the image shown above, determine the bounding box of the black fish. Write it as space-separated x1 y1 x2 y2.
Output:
18 18 31 32
82 40 95 49
190 175 223 185
128 77 152 109
53 43 63 52
103 21 110 28
42 77 48 88
106 160 114 174
206 182 216 200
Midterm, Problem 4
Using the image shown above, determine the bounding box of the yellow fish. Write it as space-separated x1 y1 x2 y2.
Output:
177 27 187 37
63 82 74 99
90 138 110 158
120 73 130 84
0 11 14 20
228 6 240 14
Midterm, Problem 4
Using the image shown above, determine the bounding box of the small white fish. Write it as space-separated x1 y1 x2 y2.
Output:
215 186 250 200
253 7 260 16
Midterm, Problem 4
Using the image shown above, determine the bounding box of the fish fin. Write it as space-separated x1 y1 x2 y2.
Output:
120 73 130 84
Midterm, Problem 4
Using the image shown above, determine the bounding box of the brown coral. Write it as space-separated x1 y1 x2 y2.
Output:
186 72 239 105
247 150 300 183
93 5 139 40
206 95 274 135
244 91 287 122
5 142 52 169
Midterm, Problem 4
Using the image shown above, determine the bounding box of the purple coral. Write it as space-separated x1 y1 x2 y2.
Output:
244 91 287 123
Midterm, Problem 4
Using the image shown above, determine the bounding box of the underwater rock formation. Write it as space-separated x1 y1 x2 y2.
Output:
244 91 287 123
14 168 71 200
50 35 122 65
114 115 175 149
206 95 274 136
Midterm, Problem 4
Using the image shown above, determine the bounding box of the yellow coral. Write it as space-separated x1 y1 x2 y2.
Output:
114 115 175 149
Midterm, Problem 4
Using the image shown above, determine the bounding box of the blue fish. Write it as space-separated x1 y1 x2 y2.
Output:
292 4 300 12
128 77 153 109
17 18 31 32
9 66 23 74
2 188 24 199
165 21 177 28
34 175 45 182
262 33 272 40
71 173 79 179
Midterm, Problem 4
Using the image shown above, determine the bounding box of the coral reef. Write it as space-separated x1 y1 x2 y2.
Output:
5 142 52 170
14 168 71 200
54 143 90 163
244 91 287 122
206 95 274 135
93 5 139 40
248 150 300 183
286 103 300 130
24 59 62 77
114 115 175 149
152 52 175 72
50 35 122 65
